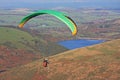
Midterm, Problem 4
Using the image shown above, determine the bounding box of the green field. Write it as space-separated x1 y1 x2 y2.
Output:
1 9 120 28
0 27 35 49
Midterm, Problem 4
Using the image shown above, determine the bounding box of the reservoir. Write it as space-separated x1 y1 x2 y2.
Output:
58 39 105 49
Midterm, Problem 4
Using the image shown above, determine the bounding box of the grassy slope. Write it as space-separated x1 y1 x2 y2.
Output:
0 27 68 55
0 46 41 70
0 27 36 50
0 39 120 80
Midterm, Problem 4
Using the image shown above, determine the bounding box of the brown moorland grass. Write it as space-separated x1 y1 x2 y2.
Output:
0 39 120 80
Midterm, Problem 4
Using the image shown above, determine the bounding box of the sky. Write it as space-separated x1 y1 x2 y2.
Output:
0 0 120 9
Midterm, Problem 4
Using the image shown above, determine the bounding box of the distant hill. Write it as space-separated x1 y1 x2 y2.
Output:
0 39 120 80
1 9 120 40
27 18 120 42
0 26 36 50
0 26 68 55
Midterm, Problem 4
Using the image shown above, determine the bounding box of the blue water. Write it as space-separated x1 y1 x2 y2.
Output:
58 39 105 50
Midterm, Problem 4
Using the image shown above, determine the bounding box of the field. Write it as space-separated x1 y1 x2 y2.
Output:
1 8 120 40
1 9 120 27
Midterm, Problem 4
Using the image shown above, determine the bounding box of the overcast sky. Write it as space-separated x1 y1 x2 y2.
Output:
0 0 90 3
0 0 120 9
1 0 119 3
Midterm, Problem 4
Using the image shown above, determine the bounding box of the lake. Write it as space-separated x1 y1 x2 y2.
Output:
58 39 105 50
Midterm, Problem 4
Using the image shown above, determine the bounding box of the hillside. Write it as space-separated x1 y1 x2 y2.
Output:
0 39 120 80
0 26 68 55
0 27 36 50
0 26 68 71
0 46 41 70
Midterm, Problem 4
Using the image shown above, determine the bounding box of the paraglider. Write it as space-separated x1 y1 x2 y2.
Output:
18 10 77 36
18 10 78 69
43 58 49 67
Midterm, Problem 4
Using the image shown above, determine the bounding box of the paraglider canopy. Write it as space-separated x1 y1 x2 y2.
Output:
18 10 77 36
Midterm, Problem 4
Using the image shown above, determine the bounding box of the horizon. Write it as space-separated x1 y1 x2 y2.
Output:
0 0 120 9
